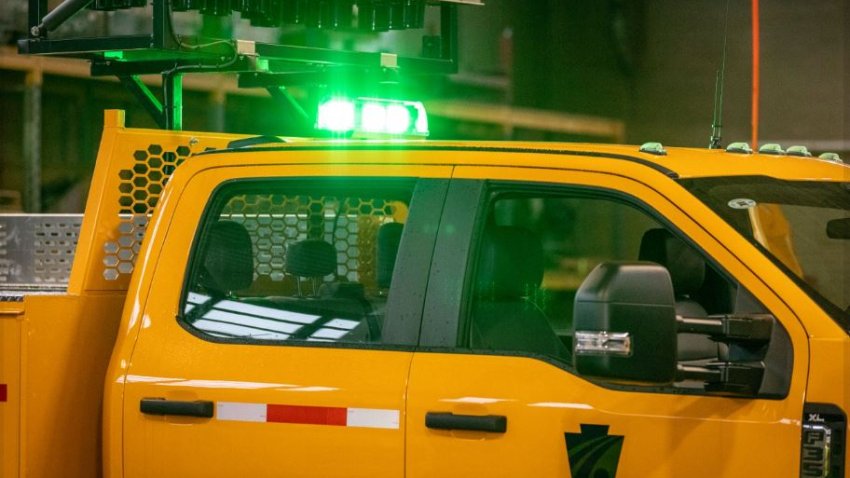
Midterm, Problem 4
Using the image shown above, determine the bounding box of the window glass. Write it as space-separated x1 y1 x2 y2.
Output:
682 176 850 325
467 193 732 364
465 188 793 396
181 179 413 345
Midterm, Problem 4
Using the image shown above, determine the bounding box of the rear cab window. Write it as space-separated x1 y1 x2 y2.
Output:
180 178 418 346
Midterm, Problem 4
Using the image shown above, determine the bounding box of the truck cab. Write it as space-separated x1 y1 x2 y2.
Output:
2 111 848 477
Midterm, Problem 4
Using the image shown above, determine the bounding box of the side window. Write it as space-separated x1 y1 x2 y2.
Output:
181 179 414 346
465 189 791 395
467 194 667 363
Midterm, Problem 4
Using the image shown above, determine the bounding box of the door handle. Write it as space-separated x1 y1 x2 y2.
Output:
140 398 214 418
425 411 507 433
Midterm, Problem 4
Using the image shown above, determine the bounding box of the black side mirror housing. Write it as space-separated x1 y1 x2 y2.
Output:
573 262 678 385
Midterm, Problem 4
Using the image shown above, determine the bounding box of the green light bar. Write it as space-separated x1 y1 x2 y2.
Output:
316 97 429 138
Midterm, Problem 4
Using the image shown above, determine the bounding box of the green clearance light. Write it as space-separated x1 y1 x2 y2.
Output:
317 97 429 138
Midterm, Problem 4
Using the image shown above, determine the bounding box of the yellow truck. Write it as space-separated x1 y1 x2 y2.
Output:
1 108 848 478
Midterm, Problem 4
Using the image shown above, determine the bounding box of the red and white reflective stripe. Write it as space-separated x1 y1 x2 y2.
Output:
0 384 6 402
216 402 399 430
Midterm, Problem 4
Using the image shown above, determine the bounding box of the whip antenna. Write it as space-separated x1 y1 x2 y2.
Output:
709 0 732 149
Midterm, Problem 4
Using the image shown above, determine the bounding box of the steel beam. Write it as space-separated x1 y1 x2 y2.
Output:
119 75 165 129
163 72 183 130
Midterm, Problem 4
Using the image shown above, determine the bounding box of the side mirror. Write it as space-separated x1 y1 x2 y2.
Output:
572 262 677 385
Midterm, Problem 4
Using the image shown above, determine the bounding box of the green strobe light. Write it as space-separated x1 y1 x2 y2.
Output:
316 97 429 138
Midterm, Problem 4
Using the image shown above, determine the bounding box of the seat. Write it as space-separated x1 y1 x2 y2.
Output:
284 238 375 341
197 220 254 296
638 228 718 361
286 239 338 297
470 226 570 362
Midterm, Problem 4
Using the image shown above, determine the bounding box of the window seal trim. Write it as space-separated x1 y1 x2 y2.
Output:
196 144 680 179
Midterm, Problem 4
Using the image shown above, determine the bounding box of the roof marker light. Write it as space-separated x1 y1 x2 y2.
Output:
819 153 844 164
725 142 752 154
758 143 785 155
786 145 812 157
639 142 667 155
317 97 429 138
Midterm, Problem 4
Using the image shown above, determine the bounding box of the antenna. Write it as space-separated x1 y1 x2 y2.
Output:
709 0 732 149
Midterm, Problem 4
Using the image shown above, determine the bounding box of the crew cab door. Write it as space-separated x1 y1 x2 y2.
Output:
406 162 810 477
118 160 450 478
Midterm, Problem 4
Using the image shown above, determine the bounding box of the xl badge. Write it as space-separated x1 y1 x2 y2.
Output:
565 424 624 478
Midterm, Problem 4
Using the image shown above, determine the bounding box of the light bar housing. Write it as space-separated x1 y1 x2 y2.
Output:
317 97 429 138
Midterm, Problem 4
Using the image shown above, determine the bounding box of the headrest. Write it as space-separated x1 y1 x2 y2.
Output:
638 228 705 295
376 222 404 288
475 226 544 299
286 239 337 277
199 221 254 294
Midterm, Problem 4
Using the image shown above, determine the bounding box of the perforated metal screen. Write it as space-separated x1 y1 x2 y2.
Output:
0 214 82 290
221 194 405 288
104 143 188 280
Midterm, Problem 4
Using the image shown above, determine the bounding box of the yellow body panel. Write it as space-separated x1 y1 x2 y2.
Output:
1 303 23 478
19 294 124 478
409 354 801 477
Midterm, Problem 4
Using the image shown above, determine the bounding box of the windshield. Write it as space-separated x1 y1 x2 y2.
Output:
681 176 850 328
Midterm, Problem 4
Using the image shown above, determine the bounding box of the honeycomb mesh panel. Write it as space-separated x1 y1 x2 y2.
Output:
220 194 401 289
104 144 188 280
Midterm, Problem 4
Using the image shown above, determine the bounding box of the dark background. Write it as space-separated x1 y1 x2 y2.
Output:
0 0 847 212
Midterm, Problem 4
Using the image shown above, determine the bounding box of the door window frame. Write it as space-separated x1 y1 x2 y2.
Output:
420 176 796 399
176 176 450 351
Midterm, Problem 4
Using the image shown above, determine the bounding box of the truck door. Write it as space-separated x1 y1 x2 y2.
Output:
406 164 809 477
117 163 450 478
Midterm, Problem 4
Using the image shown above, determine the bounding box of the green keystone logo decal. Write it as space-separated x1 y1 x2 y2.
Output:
565 424 624 478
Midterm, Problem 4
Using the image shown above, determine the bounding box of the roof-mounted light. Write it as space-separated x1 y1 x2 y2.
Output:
786 145 812 157
819 152 844 164
639 142 667 155
316 97 429 138
758 143 785 155
725 142 753 154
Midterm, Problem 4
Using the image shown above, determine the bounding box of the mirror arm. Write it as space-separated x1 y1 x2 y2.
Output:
677 313 773 342
676 362 765 396
675 364 722 382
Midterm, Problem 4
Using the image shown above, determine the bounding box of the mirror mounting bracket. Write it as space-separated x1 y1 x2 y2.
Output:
676 362 765 396
677 313 773 343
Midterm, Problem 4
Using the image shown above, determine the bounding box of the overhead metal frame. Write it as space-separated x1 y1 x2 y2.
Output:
18 0 460 130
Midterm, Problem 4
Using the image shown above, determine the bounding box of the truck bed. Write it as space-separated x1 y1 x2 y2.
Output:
2 214 125 477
